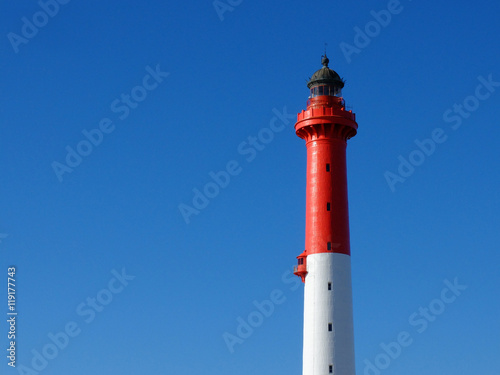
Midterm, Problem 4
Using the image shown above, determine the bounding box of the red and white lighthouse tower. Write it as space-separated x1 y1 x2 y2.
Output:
294 55 358 375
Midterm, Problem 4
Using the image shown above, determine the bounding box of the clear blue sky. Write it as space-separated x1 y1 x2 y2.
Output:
1 0 499 374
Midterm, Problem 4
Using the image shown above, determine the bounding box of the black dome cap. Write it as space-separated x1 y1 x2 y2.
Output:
307 55 345 89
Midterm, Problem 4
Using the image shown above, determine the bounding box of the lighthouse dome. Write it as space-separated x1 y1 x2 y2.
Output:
307 55 344 89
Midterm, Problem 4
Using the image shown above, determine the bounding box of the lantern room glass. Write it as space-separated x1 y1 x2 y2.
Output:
310 85 342 98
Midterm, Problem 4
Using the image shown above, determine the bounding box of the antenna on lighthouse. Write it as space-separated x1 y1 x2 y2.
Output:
321 43 330 67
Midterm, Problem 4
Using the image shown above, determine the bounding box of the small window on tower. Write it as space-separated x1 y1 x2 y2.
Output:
329 365 333 373
328 323 332 331
327 242 332 251
327 202 331 211
328 282 332 290
326 164 330 172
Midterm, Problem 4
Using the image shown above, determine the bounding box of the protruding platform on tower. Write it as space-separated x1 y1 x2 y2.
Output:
293 251 308 282
295 97 357 141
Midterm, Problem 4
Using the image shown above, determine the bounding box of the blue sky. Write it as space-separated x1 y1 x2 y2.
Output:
1 0 499 374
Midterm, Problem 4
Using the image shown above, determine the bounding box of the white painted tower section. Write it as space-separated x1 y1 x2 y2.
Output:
302 253 355 375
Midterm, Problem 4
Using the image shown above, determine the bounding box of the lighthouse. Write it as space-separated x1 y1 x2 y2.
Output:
293 55 358 375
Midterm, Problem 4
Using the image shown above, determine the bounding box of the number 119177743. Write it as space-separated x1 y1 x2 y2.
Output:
8 267 16 311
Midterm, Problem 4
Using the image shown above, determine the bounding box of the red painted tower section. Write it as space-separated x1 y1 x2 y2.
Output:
294 56 357 280
297 95 357 253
